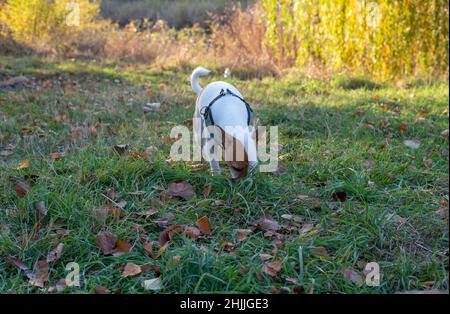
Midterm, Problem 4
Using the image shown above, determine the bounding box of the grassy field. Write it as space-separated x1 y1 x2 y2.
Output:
0 55 448 294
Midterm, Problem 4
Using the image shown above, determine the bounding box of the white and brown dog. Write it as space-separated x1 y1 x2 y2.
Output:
191 67 258 179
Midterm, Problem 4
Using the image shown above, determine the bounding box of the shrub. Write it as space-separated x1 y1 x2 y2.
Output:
261 0 449 80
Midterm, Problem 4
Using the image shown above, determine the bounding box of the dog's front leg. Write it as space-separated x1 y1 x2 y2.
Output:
209 159 221 175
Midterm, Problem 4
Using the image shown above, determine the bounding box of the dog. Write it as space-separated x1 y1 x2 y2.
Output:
191 67 258 179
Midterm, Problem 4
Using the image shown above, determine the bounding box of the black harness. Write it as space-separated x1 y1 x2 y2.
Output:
200 88 254 127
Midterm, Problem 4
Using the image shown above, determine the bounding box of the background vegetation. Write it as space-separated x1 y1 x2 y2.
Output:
1 0 448 80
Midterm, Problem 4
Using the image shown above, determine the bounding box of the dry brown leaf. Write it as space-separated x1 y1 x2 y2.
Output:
50 151 65 160
105 188 120 199
112 240 132 256
221 242 235 251
13 181 30 198
300 224 314 234
48 278 67 293
155 242 169 259
341 268 364 285
36 201 48 222
159 225 184 246
143 241 154 257
196 216 212 235
203 184 212 198
96 231 118 255
164 182 195 200
235 229 253 242
262 261 282 277
6 256 29 271
331 191 348 202
399 123 408 133
281 214 303 223
155 213 176 227
94 286 111 294
46 243 64 263
97 204 125 219
28 260 49 288
183 226 201 239
259 213 281 231
122 263 142 278
259 254 273 261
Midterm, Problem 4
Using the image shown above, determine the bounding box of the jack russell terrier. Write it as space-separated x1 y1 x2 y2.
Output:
191 67 258 179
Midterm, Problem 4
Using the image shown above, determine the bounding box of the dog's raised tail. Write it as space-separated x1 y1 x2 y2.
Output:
191 67 210 94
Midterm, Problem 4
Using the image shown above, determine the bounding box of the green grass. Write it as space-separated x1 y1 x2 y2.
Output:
0 55 448 294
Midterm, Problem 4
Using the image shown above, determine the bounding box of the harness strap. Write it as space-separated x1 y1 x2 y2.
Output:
201 89 254 127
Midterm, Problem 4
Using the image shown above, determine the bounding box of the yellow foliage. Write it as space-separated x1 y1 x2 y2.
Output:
0 0 101 45
261 0 449 80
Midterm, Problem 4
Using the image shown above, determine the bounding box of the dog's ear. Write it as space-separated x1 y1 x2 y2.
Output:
220 128 249 179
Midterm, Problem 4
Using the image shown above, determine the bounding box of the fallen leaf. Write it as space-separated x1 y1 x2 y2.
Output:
48 278 67 293
28 260 49 288
331 191 348 202
97 203 125 219
13 181 30 198
183 226 201 239
137 208 158 218
281 214 303 223
399 123 408 133
6 256 29 271
259 254 273 261
341 268 363 285
56 229 69 237
94 286 111 294
112 240 132 256
203 184 212 198
96 231 118 255
46 243 64 263
155 242 168 259
159 225 184 246
155 213 176 227
286 277 299 283
50 151 65 160
220 242 235 251
141 264 162 276
262 261 282 277
293 286 305 294
164 182 195 201
259 213 281 231
235 229 253 242
14 159 30 170
196 216 212 235
299 224 314 234
423 158 433 167
105 188 120 199
122 263 142 278
403 139 421 149
143 241 154 257
36 201 48 222
142 277 162 291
